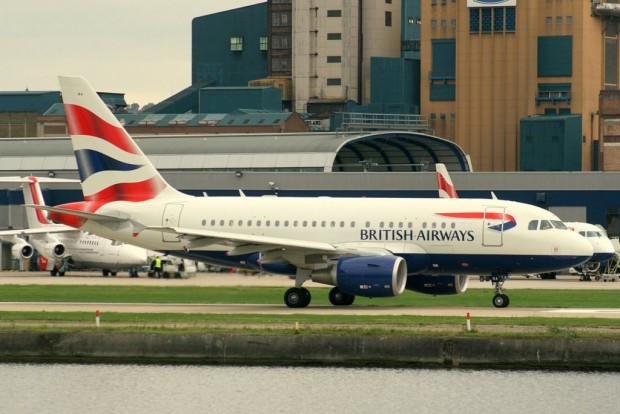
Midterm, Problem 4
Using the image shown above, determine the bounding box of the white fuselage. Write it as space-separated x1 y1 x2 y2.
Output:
29 230 148 270
76 195 593 276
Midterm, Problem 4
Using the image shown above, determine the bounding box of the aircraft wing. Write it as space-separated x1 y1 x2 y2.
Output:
147 226 396 259
0 227 80 238
147 226 339 255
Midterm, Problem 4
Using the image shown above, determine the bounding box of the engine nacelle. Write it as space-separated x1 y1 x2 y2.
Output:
42 242 66 259
12 241 34 259
405 275 469 295
334 256 407 298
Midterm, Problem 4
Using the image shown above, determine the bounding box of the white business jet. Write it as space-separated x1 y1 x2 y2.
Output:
0 176 148 276
38 76 592 307
435 163 614 281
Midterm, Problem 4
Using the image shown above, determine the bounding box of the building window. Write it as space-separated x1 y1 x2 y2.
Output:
272 57 291 72
327 33 342 40
481 8 492 32
272 34 291 49
327 56 342 63
431 19 437 29
470 7 515 34
566 16 573 25
385 11 392 27
494 8 504 32
259 36 268 51
409 17 421 25
327 10 342 17
230 37 243 52
386 0 392 3
272 11 291 26
556 16 563 25
470 8 479 32
327 78 342 86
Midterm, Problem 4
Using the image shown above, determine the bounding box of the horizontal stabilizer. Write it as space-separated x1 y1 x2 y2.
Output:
25 205 127 223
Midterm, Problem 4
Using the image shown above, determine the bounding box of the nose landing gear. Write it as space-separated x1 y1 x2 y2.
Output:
490 273 510 308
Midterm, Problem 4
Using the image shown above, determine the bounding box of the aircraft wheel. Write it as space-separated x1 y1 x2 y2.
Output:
50 268 58 277
284 287 311 308
492 294 509 308
329 287 355 306
102 269 110 277
58 271 65 277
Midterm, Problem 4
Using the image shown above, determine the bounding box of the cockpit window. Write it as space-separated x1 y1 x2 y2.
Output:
528 220 538 230
587 231 601 238
551 220 567 230
539 220 553 230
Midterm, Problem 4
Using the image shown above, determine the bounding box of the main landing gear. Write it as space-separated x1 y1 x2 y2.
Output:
282 269 356 308
490 273 510 308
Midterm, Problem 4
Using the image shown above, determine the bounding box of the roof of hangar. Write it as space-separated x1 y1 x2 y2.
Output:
0 131 471 173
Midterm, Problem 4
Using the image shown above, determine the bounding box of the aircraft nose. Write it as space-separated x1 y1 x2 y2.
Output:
570 232 594 260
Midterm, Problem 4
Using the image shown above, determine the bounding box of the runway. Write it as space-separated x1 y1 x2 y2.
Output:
0 271 619 318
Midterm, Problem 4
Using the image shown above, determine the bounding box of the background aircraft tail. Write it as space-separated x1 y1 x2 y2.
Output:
58 76 185 205
436 163 458 199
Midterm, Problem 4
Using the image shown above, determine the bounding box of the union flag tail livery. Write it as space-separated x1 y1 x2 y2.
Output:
436 163 458 199
50 76 595 309
58 76 185 205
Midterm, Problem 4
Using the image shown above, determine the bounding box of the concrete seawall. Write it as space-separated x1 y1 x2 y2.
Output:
1 332 619 370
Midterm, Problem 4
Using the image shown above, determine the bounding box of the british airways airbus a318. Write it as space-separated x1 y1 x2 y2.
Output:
38 76 593 308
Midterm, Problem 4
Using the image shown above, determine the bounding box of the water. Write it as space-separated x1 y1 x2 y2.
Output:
0 364 618 414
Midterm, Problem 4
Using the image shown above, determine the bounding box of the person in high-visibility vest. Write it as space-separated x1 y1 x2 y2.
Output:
152 256 162 279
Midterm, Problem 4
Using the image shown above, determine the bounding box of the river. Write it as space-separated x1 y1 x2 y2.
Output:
0 364 618 413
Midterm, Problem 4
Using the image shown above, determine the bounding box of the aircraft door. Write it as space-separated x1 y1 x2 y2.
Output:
162 204 184 242
482 207 505 247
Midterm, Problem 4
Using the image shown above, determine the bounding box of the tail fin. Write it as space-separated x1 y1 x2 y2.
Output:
436 163 458 199
58 76 185 205
21 176 54 229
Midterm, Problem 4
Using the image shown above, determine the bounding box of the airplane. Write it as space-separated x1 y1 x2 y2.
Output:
36 76 593 308
0 176 148 277
435 163 615 281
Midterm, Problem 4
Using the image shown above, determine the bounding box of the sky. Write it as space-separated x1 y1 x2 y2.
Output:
1 0 263 106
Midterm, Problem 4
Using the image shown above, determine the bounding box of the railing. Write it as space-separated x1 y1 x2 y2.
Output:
339 113 430 132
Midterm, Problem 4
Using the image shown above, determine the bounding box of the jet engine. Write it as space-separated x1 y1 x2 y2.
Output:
12 240 34 259
313 255 408 298
41 241 66 259
405 275 469 295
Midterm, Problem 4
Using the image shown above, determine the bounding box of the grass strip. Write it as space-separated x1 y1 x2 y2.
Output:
0 285 619 308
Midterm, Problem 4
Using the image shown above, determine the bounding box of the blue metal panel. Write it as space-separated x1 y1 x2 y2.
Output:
192 3 268 86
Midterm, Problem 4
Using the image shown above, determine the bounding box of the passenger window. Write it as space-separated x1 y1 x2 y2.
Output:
220 220 225 226
229 220 234 226
350 221 355 227
303 220 307 227
441 222 446 229
238 220 243 226
257 220 262 226
365 221 371 228
380 221 385 228
266 220 271 227
321 221 326 227
275 220 280 227
201 219 206 226
284 220 289 227
528 220 538 230
211 219 216 226
389 222 394 228
312 221 317 227
248 220 252 226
